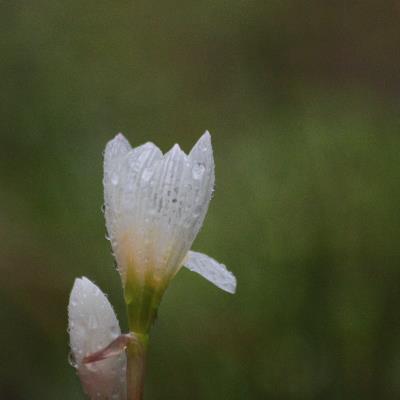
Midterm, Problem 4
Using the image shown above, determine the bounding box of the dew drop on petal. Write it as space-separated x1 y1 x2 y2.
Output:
141 167 154 183
68 351 78 368
111 173 119 186
88 315 98 330
110 326 119 339
192 163 205 179
192 205 203 218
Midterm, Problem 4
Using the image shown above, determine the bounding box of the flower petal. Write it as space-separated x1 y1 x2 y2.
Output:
104 137 163 282
148 144 191 275
104 133 132 186
186 131 215 243
146 135 215 279
68 277 126 400
103 133 133 259
183 251 237 294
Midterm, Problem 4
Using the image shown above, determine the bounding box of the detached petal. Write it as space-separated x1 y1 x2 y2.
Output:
68 277 126 400
183 251 236 294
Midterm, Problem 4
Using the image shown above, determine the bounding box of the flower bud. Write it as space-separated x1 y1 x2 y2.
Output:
68 277 126 400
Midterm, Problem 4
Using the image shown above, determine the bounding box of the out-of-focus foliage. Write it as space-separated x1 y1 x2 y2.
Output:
1 1 400 399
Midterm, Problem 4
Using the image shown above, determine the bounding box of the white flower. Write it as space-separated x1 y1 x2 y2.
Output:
103 131 236 302
68 132 237 399
68 277 127 400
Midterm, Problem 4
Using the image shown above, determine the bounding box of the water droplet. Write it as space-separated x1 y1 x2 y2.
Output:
193 205 203 218
110 325 119 339
111 173 119 186
192 163 205 179
141 167 153 183
68 351 78 368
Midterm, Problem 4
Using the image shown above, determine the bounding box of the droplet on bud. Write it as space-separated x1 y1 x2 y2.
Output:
68 351 78 368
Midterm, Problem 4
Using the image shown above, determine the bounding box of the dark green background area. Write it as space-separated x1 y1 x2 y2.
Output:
1 1 400 399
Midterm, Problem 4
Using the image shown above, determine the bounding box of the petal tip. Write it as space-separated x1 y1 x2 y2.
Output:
104 133 132 166
226 275 237 294
183 251 236 294
109 132 130 146
70 277 84 295
172 143 181 152
190 131 213 158
72 276 93 291
165 143 186 159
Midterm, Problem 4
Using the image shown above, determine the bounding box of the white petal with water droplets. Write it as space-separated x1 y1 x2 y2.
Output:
103 135 163 282
186 131 215 245
68 277 126 400
183 251 237 294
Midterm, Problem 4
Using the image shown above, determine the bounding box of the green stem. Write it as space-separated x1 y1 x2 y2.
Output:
126 333 149 400
124 265 168 399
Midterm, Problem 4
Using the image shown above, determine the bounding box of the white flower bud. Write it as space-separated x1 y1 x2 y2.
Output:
68 277 126 400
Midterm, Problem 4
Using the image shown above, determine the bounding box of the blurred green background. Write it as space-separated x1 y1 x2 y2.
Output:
1 1 400 399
